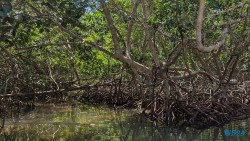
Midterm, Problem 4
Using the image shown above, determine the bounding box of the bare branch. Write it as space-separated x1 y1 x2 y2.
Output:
84 40 152 76
196 0 228 53
99 0 122 55
126 0 141 58
65 39 81 86
142 0 160 66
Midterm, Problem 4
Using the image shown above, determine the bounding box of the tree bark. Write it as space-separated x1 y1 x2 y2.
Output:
99 0 122 55
196 0 228 53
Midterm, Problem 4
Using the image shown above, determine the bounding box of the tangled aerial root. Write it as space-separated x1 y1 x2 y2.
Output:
0 76 250 129
81 77 250 129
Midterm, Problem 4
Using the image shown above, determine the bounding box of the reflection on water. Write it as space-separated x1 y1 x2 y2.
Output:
0 104 249 141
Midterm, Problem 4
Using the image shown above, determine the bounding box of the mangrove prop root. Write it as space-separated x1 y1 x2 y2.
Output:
0 76 250 129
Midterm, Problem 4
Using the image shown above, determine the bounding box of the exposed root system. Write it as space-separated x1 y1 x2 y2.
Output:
80 75 250 129
1 74 250 129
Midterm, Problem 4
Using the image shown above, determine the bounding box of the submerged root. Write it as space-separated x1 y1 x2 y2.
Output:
0 75 250 129
80 76 250 129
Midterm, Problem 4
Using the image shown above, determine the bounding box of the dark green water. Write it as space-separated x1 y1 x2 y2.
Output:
0 104 249 141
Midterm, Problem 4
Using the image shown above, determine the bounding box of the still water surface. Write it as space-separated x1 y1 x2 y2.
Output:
0 104 249 141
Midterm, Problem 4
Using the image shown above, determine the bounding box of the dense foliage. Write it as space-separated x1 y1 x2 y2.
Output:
0 0 249 98
0 0 250 130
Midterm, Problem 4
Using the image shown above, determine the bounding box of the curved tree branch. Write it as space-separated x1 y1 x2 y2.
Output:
196 0 228 53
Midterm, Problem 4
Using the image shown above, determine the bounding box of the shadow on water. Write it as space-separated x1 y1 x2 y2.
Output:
0 104 249 141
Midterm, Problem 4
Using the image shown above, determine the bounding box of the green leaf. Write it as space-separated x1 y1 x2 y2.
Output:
3 17 14 25
2 2 12 13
